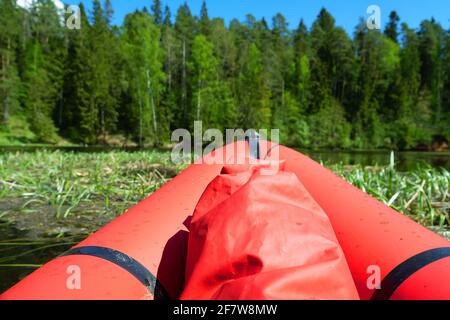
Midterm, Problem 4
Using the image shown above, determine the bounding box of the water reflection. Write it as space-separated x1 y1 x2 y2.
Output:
0 145 448 170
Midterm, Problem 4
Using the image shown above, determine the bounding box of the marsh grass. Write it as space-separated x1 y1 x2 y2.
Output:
0 150 186 220
0 150 448 230
330 162 449 229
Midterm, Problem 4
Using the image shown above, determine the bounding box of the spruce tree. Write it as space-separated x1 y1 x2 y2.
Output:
0 0 21 127
384 11 400 43
151 0 162 25
238 44 271 129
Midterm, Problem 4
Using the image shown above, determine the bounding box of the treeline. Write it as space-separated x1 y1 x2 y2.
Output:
0 0 449 149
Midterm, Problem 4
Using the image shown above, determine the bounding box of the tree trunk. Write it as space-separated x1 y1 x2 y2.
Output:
58 88 63 127
2 38 12 126
101 109 106 144
197 78 202 120
1 52 8 126
138 86 143 148
167 35 172 90
182 39 187 127
436 68 442 125
146 68 157 137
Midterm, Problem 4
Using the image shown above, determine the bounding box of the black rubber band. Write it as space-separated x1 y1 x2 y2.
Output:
61 246 169 300
371 247 450 300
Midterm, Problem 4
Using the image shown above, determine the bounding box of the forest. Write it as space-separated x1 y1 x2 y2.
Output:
0 0 449 150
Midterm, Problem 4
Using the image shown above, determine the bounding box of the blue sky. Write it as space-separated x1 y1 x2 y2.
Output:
66 0 449 34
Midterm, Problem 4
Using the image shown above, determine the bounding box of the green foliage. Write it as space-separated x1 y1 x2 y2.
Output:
0 0 22 127
331 163 450 228
122 10 165 146
23 42 59 143
238 44 272 129
150 0 162 25
384 11 400 43
189 35 218 124
309 97 351 148
0 1 448 149
276 91 310 147
0 115 36 145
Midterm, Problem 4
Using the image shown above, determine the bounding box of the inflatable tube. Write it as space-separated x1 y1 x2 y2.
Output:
1 141 449 300
271 145 450 300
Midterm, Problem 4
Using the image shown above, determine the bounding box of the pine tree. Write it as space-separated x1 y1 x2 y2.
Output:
189 35 216 118
122 10 165 146
22 0 64 142
442 30 450 138
292 20 311 112
238 44 271 129
79 0 122 143
162 5 174 90
189 29 237 130
151 0 162 25
199 0 210 36
310 9 338 111
62 3 92 141
209 18 237 80
0 0 21 127
384 11 400 43
309 9 353 147
418 19 445 128
174 3 197 128
160 5 179 133
390 23 429 149
353 20 400 148
271 13 292 133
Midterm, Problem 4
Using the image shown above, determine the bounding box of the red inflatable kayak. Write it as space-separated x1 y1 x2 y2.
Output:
1 141 449 300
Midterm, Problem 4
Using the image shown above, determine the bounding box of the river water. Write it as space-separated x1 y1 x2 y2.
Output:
1 145 449 170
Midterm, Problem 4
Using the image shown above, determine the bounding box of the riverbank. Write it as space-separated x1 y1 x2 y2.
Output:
1 116 449 151
0 149 448 235
0 150 185 236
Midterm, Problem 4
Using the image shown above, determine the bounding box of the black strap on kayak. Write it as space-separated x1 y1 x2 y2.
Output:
245 130 260 160
371 247 450 300
60 246 169 300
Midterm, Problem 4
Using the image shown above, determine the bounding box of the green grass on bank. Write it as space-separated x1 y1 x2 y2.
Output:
0 150 448 231
0 116 36 146
331 163 449 229
0 150 186 220
0 116 76 147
